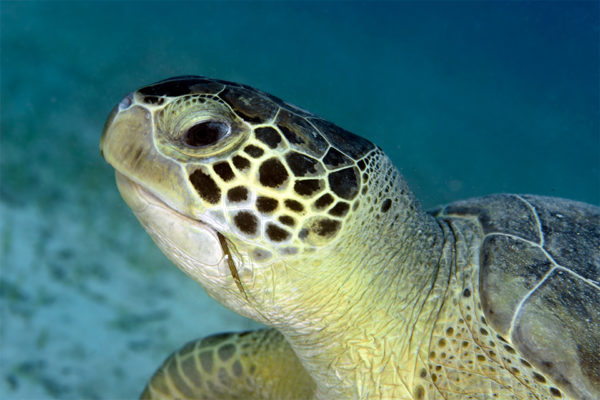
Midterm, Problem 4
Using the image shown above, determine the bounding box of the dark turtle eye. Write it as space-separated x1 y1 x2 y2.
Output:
183 121 230 147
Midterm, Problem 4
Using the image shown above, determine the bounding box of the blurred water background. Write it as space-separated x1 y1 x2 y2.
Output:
1 1 598 399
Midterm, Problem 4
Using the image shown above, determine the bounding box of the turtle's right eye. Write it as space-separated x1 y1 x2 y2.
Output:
183 121 231 148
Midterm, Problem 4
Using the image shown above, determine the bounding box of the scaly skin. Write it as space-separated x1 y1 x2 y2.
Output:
101 77 597 399
140 329 314 400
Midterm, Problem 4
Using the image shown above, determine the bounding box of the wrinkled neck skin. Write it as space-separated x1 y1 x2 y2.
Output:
246 159 450 399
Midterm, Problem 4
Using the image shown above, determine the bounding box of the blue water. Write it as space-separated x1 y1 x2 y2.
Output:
1 1 598 399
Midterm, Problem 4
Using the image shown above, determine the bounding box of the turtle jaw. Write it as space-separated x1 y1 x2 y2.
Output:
113 169 259 314
114 170 222 271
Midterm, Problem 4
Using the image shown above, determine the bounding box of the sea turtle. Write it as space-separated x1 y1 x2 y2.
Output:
100 76 599 400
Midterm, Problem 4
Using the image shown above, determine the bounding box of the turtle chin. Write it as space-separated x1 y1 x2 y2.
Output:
114 172 262 318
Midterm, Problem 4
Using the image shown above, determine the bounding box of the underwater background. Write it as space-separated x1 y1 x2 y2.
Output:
1 1 598 399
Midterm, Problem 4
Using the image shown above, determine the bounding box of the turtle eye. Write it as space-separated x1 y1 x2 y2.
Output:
183 121 230 148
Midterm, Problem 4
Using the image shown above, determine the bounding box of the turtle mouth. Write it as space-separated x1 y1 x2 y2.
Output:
114 171 248 298
114 171 215 232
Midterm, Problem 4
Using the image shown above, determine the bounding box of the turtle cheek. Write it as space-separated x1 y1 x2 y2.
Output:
125 184 264 315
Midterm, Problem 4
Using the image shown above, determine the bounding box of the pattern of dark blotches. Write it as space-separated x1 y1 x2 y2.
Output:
278 125 303 146
284 199 304 213
256 196 278 213
233 211 258 235
259 158 289 188
285 152 323 177
329 202 350 217
227 186 248 203
314 193 334 209
265 223 290 242
278 216 295 227
328 167 360 200
381 198 392 213
312 218 340 237
254 126 282 149
213 162 235 182
142 76 374 168
189 169 221 204
232 155 251 171
243 144 264 158
148 77 381 247
294 179 323 197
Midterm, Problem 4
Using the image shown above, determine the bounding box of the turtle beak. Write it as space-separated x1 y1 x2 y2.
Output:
99 91 200 220
99 91 158 180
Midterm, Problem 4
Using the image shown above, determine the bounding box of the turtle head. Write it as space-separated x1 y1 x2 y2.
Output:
101 76 410 325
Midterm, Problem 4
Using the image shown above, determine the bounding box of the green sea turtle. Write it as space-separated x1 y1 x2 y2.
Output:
100 76 599 400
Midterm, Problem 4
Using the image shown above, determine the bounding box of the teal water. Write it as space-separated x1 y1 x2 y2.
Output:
1 1 598 399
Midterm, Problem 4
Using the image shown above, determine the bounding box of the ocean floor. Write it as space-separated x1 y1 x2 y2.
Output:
1 2 598 399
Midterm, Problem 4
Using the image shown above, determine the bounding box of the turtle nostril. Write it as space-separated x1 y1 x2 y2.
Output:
183 121 230 147
118 92 134 111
